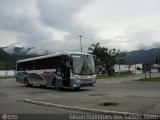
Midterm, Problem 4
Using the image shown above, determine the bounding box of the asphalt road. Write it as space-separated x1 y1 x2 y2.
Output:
0 79 84 120
0 73 160 119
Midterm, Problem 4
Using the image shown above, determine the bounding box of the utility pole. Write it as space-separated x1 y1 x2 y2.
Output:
144 64 147 79
135 59 137 74
78 35 83 52
158 56 160 67
158 56 160 73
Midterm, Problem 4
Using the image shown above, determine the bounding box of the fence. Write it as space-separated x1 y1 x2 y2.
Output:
0 70 16 77
114 64 159 74
114 64 143 73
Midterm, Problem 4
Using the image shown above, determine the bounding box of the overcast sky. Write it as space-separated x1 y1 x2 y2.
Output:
0 0 160 54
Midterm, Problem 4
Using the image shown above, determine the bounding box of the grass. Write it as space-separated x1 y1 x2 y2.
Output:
96 73 133 79
138 77 160 82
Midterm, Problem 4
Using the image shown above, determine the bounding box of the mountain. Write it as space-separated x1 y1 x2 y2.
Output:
3 46 35 55
0 48 39 70
0 49 16 69
1 46 160 69
0 49 16 63
119 48 160 64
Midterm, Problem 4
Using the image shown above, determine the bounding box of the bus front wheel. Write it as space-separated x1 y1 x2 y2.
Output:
74 87 81 90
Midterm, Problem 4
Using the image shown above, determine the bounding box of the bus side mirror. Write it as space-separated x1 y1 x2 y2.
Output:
93 55 96 61
70 59 73 67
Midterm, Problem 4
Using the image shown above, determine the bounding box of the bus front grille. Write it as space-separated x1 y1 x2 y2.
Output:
79 79 92 82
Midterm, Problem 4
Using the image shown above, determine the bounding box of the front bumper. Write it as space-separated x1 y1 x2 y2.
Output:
70 79 96 88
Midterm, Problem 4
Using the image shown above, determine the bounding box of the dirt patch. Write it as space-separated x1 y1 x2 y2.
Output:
89 93 105 96
99 102 119 106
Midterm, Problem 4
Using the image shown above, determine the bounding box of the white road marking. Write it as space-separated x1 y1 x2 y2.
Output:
24 99 137 115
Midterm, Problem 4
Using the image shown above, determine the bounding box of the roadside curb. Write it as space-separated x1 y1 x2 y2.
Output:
23 99 137 115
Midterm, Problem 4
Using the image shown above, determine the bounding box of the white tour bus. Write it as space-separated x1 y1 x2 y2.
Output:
16 52 96 90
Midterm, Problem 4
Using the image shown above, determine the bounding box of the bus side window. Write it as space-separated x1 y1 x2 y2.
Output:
36 60 40 70
17 63 20 71
45 58 50 69
52 57 56 69
34 60 36 70
28 61 31 70
29 61 34 70
18 63 22 71
22 62 24 70
36 59 41 70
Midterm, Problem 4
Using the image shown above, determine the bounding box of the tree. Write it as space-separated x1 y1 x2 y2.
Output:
88 43 120 76
88 42 102 65
106 48 120 75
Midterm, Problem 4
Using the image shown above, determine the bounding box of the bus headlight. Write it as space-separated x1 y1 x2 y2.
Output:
91 75 96 79
71 75 77 80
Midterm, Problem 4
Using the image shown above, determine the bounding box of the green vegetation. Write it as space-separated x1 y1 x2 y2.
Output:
0 48 39 70
88 42 120 76
138 77 160 82
96 73 133 79
0 61 16 70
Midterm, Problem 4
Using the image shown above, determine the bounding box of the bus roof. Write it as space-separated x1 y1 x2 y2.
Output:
17 52 92 63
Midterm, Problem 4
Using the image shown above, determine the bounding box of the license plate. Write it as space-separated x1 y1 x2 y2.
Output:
84 81 89 84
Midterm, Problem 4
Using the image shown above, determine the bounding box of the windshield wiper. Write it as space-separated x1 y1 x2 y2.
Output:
85 56 95 75
80 55 88 74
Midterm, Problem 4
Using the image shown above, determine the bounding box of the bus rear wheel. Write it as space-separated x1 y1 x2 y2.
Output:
24 78 32 87
52 78 63 90
40 84 46 88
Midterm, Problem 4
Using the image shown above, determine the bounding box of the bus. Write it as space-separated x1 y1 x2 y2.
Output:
16 52 96 90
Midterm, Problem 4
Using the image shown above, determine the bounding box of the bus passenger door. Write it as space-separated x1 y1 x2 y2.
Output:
62 62 70 87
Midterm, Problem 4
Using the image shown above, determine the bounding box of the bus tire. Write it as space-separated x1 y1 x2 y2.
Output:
74 87 81 90
52 78 56 87
53 78 63 90
24 78 32 87
56 87 63 90
40 84 46 88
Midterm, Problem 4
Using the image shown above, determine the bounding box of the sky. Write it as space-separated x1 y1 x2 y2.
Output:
0 0 160 54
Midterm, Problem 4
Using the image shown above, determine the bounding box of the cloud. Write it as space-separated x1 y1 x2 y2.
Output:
0 30 19 47
124 25 160 51
38 0 87 30
1 0 160 55
3 44 17 54
0 0 96 54
74 0 160 51
136 42 160 50
0 0 42 45
152 42 160 48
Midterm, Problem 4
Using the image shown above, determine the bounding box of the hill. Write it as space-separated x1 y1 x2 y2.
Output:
125 48 160 64
1 46 160 69
0 48 38 70
0 49 16 69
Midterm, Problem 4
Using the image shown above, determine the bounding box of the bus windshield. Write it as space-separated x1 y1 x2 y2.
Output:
71 54 95 75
